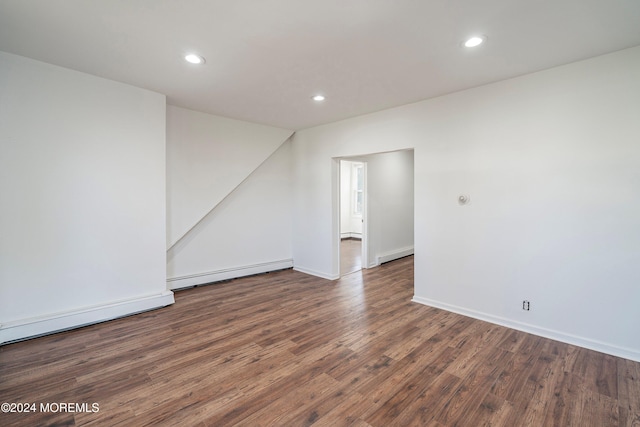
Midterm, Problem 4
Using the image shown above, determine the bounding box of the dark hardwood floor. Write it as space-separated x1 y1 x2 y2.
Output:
1 256 639 426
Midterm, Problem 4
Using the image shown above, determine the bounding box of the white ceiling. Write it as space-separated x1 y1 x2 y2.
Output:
1 0 639 130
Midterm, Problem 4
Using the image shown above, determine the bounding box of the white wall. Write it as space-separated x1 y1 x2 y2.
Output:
292 46 640 361
166 107 294 289
363 150 414 266
166 105 293 248
0 51 172 343
340 160 363 238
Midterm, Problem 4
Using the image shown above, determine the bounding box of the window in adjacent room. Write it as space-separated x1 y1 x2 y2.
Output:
353 163 364 215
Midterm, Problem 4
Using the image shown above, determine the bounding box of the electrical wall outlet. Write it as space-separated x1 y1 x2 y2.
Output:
522 300 530 311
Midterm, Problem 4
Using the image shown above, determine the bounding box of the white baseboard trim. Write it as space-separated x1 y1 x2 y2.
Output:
168 259 294 290
411 296 640 363
340 232 362 239
0 291 175 345
377 246 414 265
293 265 339 281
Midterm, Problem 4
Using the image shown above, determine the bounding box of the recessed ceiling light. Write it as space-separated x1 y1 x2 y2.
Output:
464 36 485 48
185 54 205 64
312 95 326 101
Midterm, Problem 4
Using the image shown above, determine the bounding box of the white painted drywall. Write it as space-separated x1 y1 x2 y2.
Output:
292 46 640 361
166 107 294 287
167 139 294 287
362 150 414 267
166 105 293 248
0 51 170 339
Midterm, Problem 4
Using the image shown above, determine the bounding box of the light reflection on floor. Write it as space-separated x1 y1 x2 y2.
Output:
340 238 362 276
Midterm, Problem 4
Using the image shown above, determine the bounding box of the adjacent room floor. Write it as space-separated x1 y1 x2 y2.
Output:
1 256 639 426
340 238 362 276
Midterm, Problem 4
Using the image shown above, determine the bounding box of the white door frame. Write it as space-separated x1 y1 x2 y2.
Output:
360 161 369 268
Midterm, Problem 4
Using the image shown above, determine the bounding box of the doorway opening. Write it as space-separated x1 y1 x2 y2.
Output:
334 149 414 279
339 160 365 275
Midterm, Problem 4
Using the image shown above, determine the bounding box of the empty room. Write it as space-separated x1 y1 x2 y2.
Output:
1 1 639 426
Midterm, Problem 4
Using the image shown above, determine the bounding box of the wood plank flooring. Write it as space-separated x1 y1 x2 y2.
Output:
1 256 639 426
340 238 362 276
